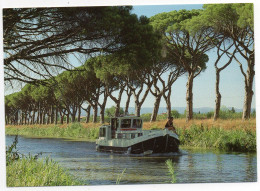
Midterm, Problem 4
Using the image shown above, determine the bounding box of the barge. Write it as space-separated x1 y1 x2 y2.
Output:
96 116 180 154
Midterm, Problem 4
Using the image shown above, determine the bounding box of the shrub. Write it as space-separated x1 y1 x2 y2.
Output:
171 110 180 119
141 113 152 122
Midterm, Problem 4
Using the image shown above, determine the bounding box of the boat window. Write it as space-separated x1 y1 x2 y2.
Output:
133 119 142 128
121 119 131 128
99 128 106 137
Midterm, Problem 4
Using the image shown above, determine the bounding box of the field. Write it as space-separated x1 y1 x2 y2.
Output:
5 118 256 152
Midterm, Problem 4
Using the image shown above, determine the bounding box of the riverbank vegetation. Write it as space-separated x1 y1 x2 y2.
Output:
6 118 256 152
6 123 100 141
7 157 86 187
146 118 256 152
6 136 86 187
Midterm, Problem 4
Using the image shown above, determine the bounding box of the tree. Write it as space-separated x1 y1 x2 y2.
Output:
151 10 213 121
212 41 236 121
3 6 147 85
127 73 153 117
149 61 183 122
90 15 162 117
201 4 254 120
105 106 124 118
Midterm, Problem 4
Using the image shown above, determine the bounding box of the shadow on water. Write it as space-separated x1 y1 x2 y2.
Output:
5 135 257 185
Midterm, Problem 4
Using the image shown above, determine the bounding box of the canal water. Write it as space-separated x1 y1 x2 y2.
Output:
5 135 257 185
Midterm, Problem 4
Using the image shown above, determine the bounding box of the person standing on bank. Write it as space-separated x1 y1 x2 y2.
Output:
165 117 177 133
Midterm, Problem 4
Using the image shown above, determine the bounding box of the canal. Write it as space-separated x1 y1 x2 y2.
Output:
5 135 257 185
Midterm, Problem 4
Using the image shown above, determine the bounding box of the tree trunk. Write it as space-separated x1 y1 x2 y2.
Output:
59 111 64 125
42 111 46 124
132 84 151 117
115 101 121 117
66 113 70 124
32 110 35 124
100 108 105 124
242 61 254 120
5 115 9 125
47 108 51 124
135 104 141 117
150 95 162 122
24 111 27 125
164 88 172 119
15 111 19 125
39 108 43 124
21 111 24 125
124 92 131 115
99 93 108 124
77 105 81 123
92 105 98 123
51 105 54 124
214 70 221 121
107 84 125 117
27 112 31 124
37 103 40 124
71 113 76 123
186 72 194 122
55 108 58 125
85 105 91 123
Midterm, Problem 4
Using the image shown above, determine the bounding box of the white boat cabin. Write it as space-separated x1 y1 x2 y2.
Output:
98 116 143 140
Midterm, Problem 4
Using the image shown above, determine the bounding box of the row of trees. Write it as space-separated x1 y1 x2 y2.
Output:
4 4 254 125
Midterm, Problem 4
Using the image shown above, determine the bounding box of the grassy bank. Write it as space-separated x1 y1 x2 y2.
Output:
144 119 256 152
5 119 256 152
7 157 86 187
6 136 86 187
6 122 100 141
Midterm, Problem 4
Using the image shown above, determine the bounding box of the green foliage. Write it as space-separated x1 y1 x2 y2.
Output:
6 136 85 187
140 113 152 122
171 110 180 118
6 135 20 166
166 159 176 183
177 125 256 152
235 3 254 29
6 123 100 140
6 157 85 187
150 9 210 72
201 3 253 31
105 106 124 117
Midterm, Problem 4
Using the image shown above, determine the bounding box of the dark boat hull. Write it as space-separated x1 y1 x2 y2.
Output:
97 135 180 154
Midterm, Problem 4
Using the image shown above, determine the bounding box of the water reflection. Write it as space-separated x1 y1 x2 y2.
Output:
5 135 257 185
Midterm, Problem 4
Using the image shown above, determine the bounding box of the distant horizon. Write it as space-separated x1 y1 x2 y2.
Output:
80 106 255 117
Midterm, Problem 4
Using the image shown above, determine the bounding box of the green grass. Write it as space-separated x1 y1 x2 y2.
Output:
7 157 86 187
166 159 176 183
6 135 87 187
177 124 256 152
6 123 99 141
